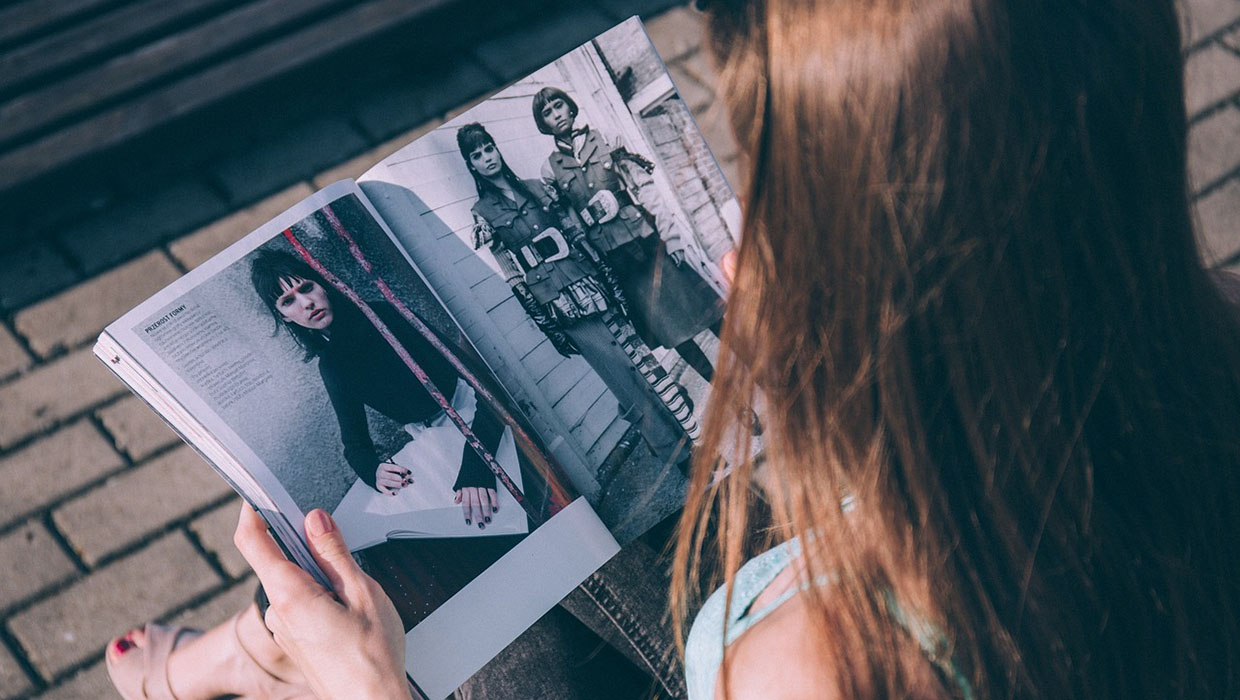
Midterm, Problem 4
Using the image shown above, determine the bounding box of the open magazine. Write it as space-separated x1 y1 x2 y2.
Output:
95 17 741 700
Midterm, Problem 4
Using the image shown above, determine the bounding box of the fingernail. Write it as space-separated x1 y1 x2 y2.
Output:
307 509 334 537
492 507 498 513
115 638 132 654
465 519 471 526
478 522 486 530
484 516 491 524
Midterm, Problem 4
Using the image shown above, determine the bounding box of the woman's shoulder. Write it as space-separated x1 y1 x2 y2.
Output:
719 591 839 700
714 547 948 699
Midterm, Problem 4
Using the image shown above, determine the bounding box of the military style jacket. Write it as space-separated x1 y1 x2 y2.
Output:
471 182 598 306
541 127 657 253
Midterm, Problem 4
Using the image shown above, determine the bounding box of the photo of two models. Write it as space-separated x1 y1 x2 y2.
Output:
359 19 738 539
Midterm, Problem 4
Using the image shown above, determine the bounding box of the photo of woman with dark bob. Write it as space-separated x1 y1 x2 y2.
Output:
456 121 694 468
533 85 725 384
250 250 507 510
248 245 555 627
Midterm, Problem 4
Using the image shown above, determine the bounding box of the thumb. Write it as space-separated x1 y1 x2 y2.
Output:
304 509 360 597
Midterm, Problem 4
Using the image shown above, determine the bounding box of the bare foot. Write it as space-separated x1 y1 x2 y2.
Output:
105 603 311 699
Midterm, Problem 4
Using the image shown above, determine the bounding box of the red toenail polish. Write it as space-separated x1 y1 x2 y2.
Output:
115 638 132 654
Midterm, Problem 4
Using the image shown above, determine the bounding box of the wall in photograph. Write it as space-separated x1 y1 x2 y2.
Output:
594 20 739 262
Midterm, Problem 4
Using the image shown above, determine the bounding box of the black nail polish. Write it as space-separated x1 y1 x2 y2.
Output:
465 519 471 526
478 522 485 530
492 507 498 513
484 516 491 524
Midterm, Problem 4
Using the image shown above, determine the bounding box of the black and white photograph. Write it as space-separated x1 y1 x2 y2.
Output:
132 191 578 618
110 185 617 698
358 18 741 540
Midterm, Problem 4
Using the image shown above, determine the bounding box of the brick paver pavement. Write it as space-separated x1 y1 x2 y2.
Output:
0 2 1236 697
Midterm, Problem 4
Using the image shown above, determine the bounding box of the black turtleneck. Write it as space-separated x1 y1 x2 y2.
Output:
316 301 501 492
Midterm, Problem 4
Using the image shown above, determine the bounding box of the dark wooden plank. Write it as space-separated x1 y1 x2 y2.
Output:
0 0 349 147
0 0 118 49
0 0 239 95
0 0 450 191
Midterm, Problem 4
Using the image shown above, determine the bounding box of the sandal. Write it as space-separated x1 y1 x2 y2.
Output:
106 623 203 700
104 611 312 700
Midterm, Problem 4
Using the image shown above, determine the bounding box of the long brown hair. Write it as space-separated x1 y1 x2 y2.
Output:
674 0 1240 696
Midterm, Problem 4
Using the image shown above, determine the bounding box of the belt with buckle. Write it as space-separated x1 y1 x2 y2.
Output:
516 226 570 272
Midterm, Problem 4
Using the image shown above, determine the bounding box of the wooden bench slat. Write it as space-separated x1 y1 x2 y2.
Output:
0 0 119 49
0 0 238 96
0 0 351 148
0 0 450 191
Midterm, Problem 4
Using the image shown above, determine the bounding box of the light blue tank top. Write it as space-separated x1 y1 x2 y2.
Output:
684 539 974 700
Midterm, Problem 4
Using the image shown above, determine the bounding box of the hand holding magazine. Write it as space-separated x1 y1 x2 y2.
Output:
96 18 742 699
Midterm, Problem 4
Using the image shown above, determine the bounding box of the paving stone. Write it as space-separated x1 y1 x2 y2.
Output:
678 49 718 91
695 101 739 163
53 445 234 565
33 660 111 700
0 422 125 529
188 497 250 579
13 251 181 358
0 642 33 699
168 183 316 270
0 350 125 450
473 5 617 81
8 532 220 678
13 178 116 247
668 64 713 113
170 578 256 632
313 121 442 189
1190 105 1240 190
58 179 229 275
0 242 79 312
645 6 704 62
211 118 369 204
719 157 743 193
1195 179 1240 265
1226 24 1240 51
1185 44 1240 115
0 521 78 611
355 57 493 141
95 395 180 461
0 324 31 380
1182 0 1240 44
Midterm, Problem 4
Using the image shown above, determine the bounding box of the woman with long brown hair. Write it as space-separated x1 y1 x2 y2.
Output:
676 0 1240 697
229 0 1240 697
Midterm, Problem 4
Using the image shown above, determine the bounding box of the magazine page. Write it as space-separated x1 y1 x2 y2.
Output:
95 332 311 568
359 16 742 543
102 180 619 699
